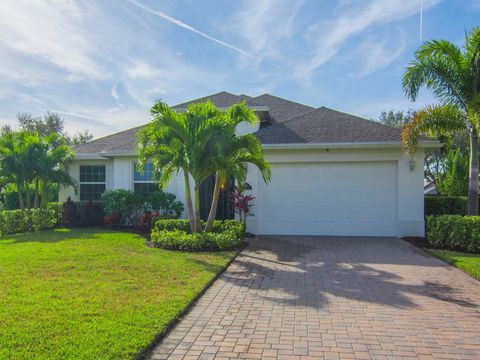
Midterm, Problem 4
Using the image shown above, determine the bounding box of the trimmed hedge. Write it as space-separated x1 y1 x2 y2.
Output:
426 215 480 253
0 203 62 236
151 219 245 251
425 195 467 216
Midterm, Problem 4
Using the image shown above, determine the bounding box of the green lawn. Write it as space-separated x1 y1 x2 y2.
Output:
428 249 480 280
0 228 236 360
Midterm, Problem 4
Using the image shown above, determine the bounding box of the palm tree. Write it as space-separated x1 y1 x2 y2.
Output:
137 100 226 232
0 131 75 209
34 133 75 208
402 27 480 215
204 103 270 232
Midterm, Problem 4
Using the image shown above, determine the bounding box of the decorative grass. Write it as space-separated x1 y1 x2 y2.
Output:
0 228 236 359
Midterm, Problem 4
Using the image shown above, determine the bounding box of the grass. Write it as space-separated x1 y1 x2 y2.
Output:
427 249 480 281
0 228 236 360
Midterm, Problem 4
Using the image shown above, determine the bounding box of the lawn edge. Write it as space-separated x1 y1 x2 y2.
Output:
136 244 245 360
425 249 480 281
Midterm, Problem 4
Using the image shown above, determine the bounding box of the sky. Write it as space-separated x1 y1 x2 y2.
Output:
0 0 479 138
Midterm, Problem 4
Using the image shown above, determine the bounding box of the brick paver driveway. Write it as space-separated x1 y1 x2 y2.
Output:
149 236 480 359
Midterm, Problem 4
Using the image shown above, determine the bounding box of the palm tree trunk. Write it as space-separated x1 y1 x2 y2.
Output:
17 183 25 210
194 180 202 232
205 172 221 232
25 182 31 209
34 178 40 209
183 171 196 232
468 128 479 215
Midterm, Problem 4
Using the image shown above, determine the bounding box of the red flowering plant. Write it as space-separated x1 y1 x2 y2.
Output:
137 210 161 234
231 187 255 224
103 211 120 229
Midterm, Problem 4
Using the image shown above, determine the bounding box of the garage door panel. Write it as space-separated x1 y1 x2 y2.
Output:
255 162 398 236
261 190 395 207
259 205 396 222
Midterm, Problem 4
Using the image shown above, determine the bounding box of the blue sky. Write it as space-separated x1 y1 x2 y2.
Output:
0 0 479 137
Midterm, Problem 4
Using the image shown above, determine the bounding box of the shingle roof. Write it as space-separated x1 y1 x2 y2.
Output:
255 107 403 144
74 92 407 154
250 94 315 124
172 91 260 109
73 125 145 154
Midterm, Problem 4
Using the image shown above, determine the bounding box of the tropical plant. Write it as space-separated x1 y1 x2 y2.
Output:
0 131 74 209
203 104 270 232
138 101 233 232
437 149 469 196
231 187 256 224
402 27 480 215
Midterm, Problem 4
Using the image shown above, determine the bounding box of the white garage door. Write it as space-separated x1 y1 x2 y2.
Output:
255 162 398 236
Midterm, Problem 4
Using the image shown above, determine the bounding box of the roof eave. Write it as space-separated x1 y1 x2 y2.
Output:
262 140 442 150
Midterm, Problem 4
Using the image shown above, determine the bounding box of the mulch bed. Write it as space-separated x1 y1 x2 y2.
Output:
402 236 427 248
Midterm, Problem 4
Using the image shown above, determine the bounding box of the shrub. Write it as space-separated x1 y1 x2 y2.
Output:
0 186 20 210
82 200 104 226
101 189 143 226
145 191 184 218
425 196 468 216
0 206 60 236
426 215 480 253
62 197 78 227
104 212 121 228
151 219 245 251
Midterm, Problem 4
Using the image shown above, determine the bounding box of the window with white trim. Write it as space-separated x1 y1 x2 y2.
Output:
133 162 157 196
79 165 106 201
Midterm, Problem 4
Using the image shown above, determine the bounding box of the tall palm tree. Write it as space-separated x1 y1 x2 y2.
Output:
137 100 226 232
402 27 480 215
204 103 270 232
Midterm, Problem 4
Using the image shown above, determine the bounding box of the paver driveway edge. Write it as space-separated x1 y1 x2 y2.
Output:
139 247 243 360
148 236 480 360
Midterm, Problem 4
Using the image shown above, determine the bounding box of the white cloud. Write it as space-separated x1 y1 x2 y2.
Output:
122 58 225 107
128 0 250 56
0 0 108 80
111 84 120 101
355 34 407 76
229 0 303 62
296 0 440 80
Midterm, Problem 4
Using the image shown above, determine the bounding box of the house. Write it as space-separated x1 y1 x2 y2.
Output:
60 92 439 237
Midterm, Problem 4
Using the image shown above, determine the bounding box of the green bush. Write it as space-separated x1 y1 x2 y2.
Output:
101 189 183 226
426 215 480 253
101 189 143 226
145 192 184 218
425 196 468 216
0 204 62 236
151 219 245 251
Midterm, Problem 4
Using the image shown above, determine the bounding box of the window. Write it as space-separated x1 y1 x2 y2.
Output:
133 162 157 196
79 165 106 201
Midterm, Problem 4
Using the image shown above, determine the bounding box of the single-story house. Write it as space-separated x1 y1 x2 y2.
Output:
60 92 439 237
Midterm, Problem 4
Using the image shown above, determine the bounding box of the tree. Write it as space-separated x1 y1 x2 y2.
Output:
16 112 94 146
0 131 75 209
402 27 480 215
378 109 415 129
71 130 94 145
204 104 270 232
437 148 469 196
137 101 228 232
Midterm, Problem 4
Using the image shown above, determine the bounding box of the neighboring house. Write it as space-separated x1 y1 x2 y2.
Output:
60 92 439 237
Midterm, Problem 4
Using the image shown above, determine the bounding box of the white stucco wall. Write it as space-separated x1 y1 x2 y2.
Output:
61 144 427 237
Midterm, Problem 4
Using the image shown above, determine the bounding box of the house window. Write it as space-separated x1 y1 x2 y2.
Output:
133 162 157 196
79 165 106 201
